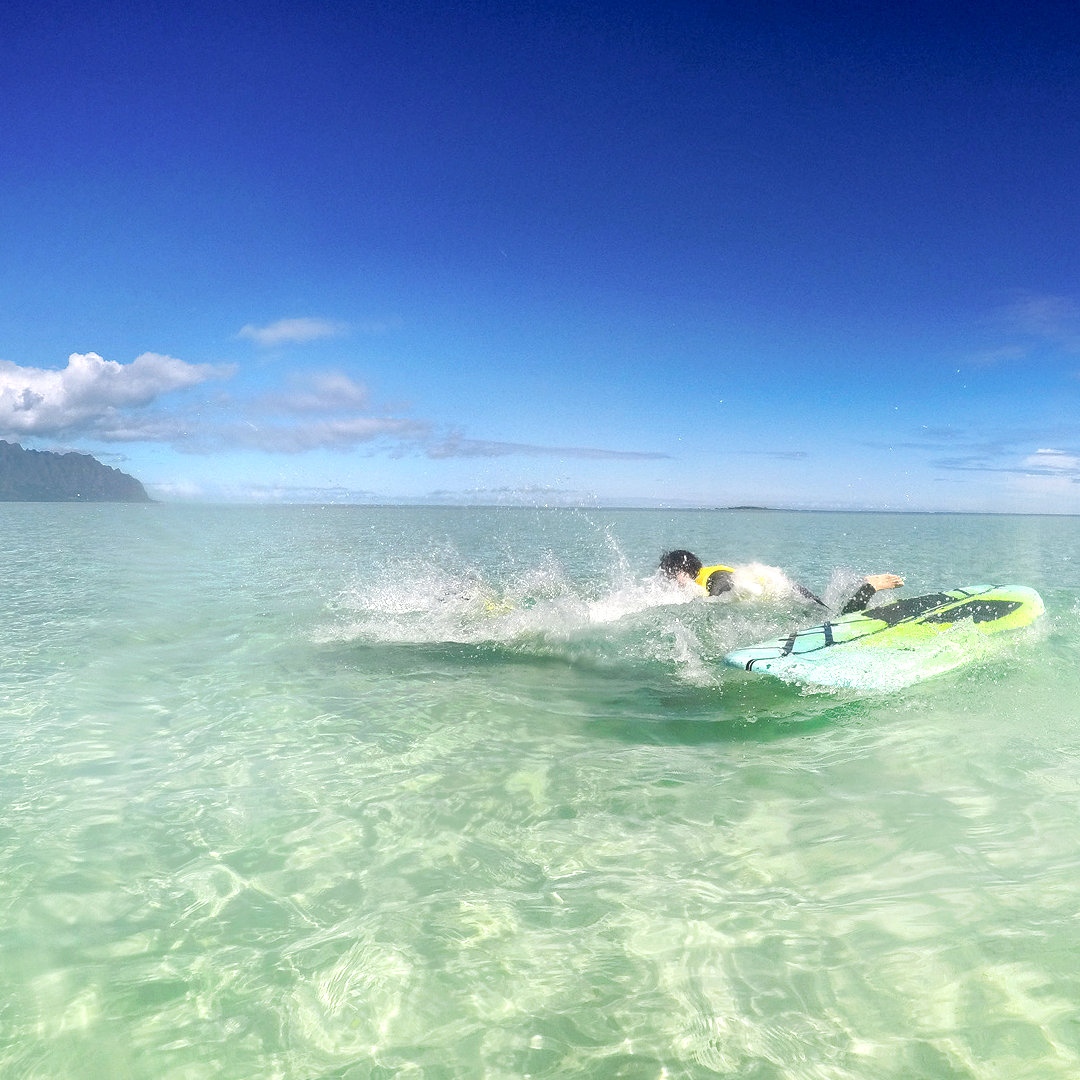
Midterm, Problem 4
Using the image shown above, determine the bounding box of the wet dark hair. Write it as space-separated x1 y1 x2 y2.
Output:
659 549 702 578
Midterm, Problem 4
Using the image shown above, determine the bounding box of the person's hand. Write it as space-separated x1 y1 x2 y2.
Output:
865 573 903 592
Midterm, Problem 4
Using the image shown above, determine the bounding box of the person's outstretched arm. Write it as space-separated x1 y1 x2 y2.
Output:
839 573 904 615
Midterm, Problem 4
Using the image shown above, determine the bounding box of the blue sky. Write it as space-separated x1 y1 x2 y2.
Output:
3 0 1080 510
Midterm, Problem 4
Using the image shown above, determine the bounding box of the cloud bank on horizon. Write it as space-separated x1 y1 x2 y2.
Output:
5 285 1080 510
4 281 1080 508
0 340 668 471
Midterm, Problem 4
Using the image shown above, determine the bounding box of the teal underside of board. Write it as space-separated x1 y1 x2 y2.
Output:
722 585 1045 691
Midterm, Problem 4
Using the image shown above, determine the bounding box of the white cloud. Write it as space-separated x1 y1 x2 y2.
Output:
147 479 206 500
967 344 1030 366
0 352 231 439
1007 449 1080 507
969 293 1080 366
1009 294 1080 347
225 415 429 453
237 318 348 347
1022 448 1080 471
424 433 670 460
0 352 669 467
228 369 423 452
146 479 384 503
270 371 371 413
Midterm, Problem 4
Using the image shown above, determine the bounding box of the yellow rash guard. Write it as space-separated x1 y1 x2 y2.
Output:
695 564 735 595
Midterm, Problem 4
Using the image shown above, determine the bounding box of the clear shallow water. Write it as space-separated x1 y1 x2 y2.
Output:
2 504 1079 1079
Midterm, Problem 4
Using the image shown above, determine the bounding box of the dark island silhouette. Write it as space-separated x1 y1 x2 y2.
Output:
0 440 151 502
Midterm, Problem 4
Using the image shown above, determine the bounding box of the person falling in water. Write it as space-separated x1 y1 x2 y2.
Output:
658 549 904 615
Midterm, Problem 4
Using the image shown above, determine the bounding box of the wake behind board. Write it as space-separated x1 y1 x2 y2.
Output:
723 585 1044 691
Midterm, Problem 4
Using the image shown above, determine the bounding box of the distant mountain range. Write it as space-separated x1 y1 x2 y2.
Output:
0 440 151 502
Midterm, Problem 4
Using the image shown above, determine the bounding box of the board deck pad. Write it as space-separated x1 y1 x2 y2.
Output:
723 585 1044 691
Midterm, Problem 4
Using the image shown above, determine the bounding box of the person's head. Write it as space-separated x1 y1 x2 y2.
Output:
659 549 702 581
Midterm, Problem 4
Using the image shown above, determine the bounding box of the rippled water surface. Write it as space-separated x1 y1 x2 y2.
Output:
2 504 1079 1078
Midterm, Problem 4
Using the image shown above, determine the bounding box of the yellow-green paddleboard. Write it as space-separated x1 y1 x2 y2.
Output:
723 585 1044 691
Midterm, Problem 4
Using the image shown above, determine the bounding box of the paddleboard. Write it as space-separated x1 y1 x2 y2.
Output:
723 584 1044 691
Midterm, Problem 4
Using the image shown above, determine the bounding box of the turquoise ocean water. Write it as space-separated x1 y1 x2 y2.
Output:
3 504 1079 1079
